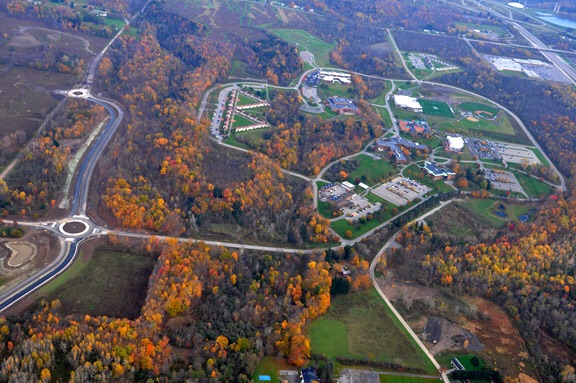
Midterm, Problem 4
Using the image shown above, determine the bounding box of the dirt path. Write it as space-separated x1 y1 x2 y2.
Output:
18 26 96 55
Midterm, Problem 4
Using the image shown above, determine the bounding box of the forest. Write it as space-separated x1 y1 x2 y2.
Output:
2 0 576 380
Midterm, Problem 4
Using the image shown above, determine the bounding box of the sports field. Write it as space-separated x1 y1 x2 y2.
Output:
458 101 500 117
419 99 454 117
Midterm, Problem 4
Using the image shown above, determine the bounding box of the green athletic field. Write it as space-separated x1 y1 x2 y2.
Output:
419 99 454 118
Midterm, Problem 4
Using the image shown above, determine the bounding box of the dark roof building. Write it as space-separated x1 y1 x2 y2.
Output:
304 70 321 87
376 137 428 163
301 367 319 383
327 97 360 114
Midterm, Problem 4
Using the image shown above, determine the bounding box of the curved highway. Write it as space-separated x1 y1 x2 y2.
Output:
69 97 124 216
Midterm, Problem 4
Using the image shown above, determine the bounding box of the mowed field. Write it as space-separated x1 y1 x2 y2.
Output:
419 99 453 117
309 289 437 373
458 101 500 117
40 249 158 319
272 29 335 67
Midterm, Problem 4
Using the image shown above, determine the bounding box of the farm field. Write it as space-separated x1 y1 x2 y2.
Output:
272 28 335 67
379 376 439 383
309 289 437 373
41 249 157 319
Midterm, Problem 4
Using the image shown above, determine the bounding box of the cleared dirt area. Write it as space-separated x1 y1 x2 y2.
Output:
0 16 109 167
5 241 37 267
377 273 538 381
0 229 60 298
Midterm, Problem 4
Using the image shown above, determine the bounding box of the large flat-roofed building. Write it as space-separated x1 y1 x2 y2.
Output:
445 135 464 153
420 161 456 180
394 95 422 112
319 70 352 84
327 97 360 114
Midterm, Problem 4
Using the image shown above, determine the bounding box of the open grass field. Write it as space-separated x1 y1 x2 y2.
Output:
510 170 553 197
458 101 500 116
231 114 256 128
370 81 393 105
272 29 335 67
347 154 398 186
458 199 537 227
236 93 257 106
531 147 550 167
252 356 292 383
376 106 393 128
317 82 355 99
419 99 453 118
42 249 157 319
310 289 437 373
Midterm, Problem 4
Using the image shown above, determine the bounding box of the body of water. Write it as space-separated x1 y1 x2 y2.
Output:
537 15 576 29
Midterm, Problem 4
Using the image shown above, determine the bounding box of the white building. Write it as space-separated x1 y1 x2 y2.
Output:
393 95 422 112
446 135 464 152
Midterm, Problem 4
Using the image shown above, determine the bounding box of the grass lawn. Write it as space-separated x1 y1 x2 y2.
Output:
391 106 422 121
402 164 454 194
458 101 500 116
310 289 437 373
252 356 292 383
510 170 553 197
459 199 506 228
104 17 125 29
309 318 349 357
419 99 453 118
318 200 336 218
370 81 393 105
224 134 251 150
530 147 550 167
235 128 267 144
42 250 157 319
236 93 257 106
347 154 398 186
272 29 335 67
379 376 439 383
231 114 256 128
317 82 355 100
376 106 393 129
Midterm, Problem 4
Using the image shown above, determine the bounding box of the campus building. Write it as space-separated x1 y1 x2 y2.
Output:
376 137 429 164
327 97 360 115
420 161 456 180
398 119 431 135
319 70 352 84
445 135 464 153
393 95 422 112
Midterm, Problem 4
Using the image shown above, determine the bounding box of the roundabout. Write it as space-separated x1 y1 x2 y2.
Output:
67 88 90 98
59 220 91 237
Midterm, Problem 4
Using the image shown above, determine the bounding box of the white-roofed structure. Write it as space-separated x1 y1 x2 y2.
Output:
508 2 524 9
394 95 422 112
446 135 464 152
